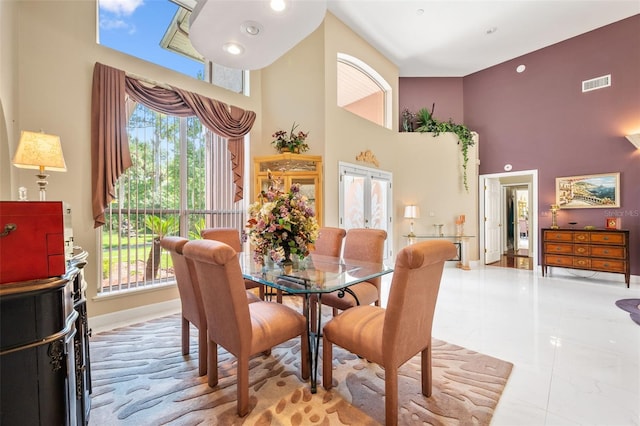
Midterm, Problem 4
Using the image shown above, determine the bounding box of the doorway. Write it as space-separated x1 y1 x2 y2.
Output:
338 162 393 259
479 170 538 270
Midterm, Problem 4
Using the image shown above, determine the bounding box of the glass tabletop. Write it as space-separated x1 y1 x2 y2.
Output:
241 253 393 294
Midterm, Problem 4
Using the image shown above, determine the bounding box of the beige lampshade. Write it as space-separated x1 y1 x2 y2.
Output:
12 130 67 172
404 205 420 219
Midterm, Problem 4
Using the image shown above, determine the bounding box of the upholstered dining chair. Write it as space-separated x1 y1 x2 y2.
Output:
322 240 457 426
201 227 265 300
309 227 346 329
183 239 310 417
315 228 387 317
312 227 346 257
160 236 260 377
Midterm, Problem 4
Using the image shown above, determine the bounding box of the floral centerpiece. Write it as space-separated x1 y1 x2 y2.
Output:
271 122 310 153
246 172 319 266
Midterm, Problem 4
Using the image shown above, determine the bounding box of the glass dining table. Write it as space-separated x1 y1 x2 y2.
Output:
241 252 394 393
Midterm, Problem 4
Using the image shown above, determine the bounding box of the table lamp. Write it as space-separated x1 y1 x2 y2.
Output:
12 130 67 201
550 204 560 229
404 205 420 237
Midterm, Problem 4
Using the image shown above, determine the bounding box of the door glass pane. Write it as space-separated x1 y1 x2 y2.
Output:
370 177 388 231
343 175 365 229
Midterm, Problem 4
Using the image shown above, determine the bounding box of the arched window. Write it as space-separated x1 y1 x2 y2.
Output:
337 53 391 129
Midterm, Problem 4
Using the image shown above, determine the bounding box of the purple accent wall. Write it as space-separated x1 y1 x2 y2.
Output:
400 15 640 276
399 77 464 126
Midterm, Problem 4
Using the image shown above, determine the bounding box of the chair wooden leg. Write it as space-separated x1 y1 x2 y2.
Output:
300 333 310 380
237 354 249 416
258 285 265 300
276 289 283 304
197 327 207 376
322 336 333 390
332 307 338 317
207 340 218 387
181 317 189 355
385 366 398 426
421 346 432 397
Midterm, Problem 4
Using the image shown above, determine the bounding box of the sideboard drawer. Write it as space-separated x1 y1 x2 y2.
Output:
591 259 626 273
545 255 573 266
590 246 625 259
590 232 625 245
573 232 590 243
544 231 573 242
546 243 573 254
573 257 591 268
573 245 590 256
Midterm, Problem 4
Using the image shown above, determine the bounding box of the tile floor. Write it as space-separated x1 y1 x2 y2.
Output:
390 264 640 425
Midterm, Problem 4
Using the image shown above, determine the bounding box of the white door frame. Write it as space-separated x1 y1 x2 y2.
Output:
479 169 538 268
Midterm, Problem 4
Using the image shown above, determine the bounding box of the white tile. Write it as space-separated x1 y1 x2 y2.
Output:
428 265 640 425
547 373 640 425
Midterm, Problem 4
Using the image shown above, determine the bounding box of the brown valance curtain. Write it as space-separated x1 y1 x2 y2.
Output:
91 62 256 228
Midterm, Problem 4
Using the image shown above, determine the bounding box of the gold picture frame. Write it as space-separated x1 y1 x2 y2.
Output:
556 172 620 209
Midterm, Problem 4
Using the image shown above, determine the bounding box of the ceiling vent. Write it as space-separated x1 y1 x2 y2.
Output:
582 74 611 92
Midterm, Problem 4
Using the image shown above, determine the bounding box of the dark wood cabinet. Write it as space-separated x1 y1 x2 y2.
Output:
0 251 91 425
541 228 630 287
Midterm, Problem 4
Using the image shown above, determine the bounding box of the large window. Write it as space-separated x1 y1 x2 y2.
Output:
97 0 245 94
100 102 245 293
337 53 392 129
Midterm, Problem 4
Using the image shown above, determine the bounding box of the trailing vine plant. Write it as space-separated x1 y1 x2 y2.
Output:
412 104 475 192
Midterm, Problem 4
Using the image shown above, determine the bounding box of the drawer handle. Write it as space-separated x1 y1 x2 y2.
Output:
603 263 609 267
603 250 609 254
603 237 609 240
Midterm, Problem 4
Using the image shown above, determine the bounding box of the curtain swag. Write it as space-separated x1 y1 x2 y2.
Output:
91 62 256 228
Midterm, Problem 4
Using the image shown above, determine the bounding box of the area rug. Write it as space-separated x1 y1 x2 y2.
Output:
615 299 640 326
89 308 513 425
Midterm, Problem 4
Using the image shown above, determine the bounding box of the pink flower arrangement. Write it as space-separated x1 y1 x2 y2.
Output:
246 172 318 265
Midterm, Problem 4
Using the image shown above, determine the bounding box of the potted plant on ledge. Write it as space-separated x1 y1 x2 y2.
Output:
272 122 310 154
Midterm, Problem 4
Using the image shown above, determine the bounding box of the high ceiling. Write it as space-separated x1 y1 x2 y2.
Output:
176 1 638 77
326 0 639 76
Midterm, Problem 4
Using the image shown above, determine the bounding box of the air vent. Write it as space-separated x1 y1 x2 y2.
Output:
582 74 611 92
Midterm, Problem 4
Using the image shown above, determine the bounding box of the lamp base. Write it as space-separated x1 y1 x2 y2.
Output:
36 172 49 201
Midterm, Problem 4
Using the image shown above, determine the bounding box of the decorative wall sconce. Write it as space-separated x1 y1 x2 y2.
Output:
625 133 640 149
404 205 420 237
550 204 560 229
12 130 67 201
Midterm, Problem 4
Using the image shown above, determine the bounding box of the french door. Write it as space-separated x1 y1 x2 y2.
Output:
338 162 393 258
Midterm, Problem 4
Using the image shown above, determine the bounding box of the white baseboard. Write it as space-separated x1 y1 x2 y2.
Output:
89 299 181 334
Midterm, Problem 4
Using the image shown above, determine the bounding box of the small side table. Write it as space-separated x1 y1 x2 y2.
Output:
405 235 475 270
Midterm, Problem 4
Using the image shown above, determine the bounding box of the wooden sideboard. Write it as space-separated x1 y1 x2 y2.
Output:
541 228 630 287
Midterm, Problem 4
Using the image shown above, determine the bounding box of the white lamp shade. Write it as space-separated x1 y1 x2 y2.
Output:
404 205 420 219
12 131 67 172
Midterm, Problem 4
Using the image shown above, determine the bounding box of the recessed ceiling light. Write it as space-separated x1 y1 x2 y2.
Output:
241 21 263 37
223 42 244 56
486 26 498 35
270 0 286 12
516 64 526 73
416 8 424 15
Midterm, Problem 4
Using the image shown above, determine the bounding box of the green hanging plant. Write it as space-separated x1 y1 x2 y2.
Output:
413 104 475 192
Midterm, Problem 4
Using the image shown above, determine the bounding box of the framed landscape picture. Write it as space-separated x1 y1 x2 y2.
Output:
556 172 620 209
